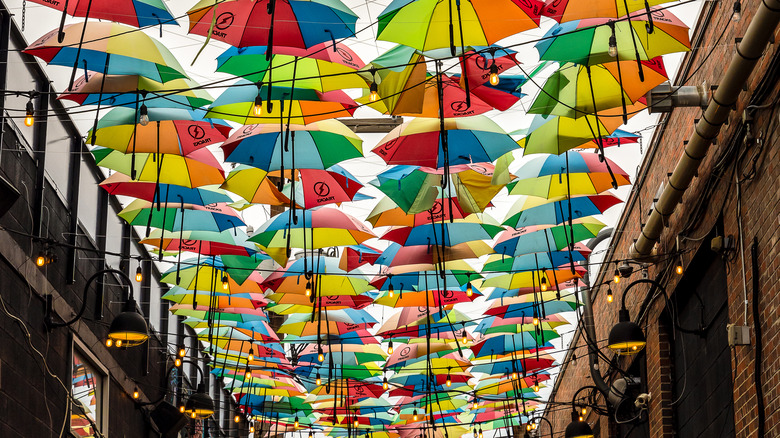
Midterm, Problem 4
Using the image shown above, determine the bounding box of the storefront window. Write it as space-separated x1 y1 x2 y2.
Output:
70 351 104 437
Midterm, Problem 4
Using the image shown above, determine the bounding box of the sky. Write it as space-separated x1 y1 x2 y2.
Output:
3 0 705 429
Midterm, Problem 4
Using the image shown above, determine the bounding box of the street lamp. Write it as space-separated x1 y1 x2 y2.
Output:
180 360 215 419
607 279 667 355
45 268 149 348
564 386 599 438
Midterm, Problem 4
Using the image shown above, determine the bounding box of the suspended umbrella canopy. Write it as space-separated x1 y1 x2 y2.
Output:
380 219 503 247
367 197 468 228
358 44 427 116
60 73 213 109
216 43 367 89
470 354 556 375
513 114 623 155
206 81 358 125
187 0 358 49
25 22 188 83
371 164 510 215
376 0 542 52
140 229 259 257
542 0 678 23
376 241 493 269
481 251 590 274
485 292 582 317
87 118 230 155
249 208 376 262
493 219 607 256
266 294 373 312
373 117 519 168
374 287 480 308
479 267 583 291
221 119 363 172
118 200 245 233
371 269 473 292
529 58 668 118
195 325 280 343
339 244 382 271
162 287 268 310
536 9 690 66
456 48 527 111
262 258 373 296
91 147 226 188
29 0 176 27
160 258 264 294
474 314 570 335
502 194 623 228
99 173 231 205
280 166 365 209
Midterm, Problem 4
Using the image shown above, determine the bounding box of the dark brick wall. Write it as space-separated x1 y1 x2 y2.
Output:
547 1 780 437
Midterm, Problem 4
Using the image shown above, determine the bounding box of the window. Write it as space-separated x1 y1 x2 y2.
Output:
70 343 108 438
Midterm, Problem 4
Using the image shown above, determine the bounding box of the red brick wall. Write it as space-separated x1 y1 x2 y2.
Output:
545 0 780 436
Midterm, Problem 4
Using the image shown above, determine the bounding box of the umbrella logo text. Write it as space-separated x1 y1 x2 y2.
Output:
215 12 235 31
188 124 206 139
314 182 331 197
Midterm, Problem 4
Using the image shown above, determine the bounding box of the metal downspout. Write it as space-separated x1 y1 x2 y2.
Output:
582 228 614 395
630 0 780 259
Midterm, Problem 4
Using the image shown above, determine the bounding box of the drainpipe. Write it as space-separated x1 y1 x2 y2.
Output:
581 228 614 396
630 0 780 259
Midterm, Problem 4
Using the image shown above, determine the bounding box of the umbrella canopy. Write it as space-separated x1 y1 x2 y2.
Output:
91 147 225 188
221 166 287 206
367 197 469 228
29 0 176 27
25 22 188 83
542 0 677 23
502 194 623 228
140 229 258 257
60 74 212 109
493 219 606 256
221 119 363 171
373 117 518 168
513 114 624 155
187 0 358 49
216 43 366 90
87 118 230 155
99 173 231 205
381 220 503 247
377 0 541 52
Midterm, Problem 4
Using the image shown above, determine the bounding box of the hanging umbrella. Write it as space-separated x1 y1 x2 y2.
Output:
249 208 376 263
280 166 365 209
502 194 623 228
374 288 480 308
162 287 268 310
221 165 289 206
542 0 677 26
455 47 529 111
216 43 366 90
474 314 569 336
267 294 373 312
485 292 581 318
367 197 468 228
140 229 259 257
493 219 606 256
206 80 358 125
99 173 231 205
376 242 493 270
29 0 176 28
339 244 382 271
479 268 582 291
481 251 589 274
371 164 510 215
513 114 623 155
371 270 473 293
25 22 188 83
471 334 559 357
161 258 264 294
380 220 503 247
377 0 541 53
358 45 427 116
221 119 363 172
91 147 226 188
60 74 213 109
86 117 230 155
373 117 518 168
187 0 358 49
528 58 668 118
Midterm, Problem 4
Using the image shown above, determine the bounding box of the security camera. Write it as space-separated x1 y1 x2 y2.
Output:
634 393 652 409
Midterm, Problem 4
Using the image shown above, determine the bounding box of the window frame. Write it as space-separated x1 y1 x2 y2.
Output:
69 335 110 438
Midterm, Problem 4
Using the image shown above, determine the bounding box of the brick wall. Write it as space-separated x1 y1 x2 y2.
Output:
546 0 780 436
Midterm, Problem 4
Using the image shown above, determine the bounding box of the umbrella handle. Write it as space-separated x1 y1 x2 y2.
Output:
57 0 70 43
645 0 654 33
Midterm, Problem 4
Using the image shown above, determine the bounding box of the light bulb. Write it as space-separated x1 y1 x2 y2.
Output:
369 83 379 103
581 407 587 416
318 352 325 362
235 414 241 423
388 283 394 298
179 405 186 413
305 281 312 297
511 371 518 379
174 358 182 367
316 373 322 385
294 416 300 428
105 338 113 347
178 346 186 357
253 94 263 117
732 1 741 21
607 289 613 303
248 348 254 362
676 264 683 275
353 418 359 427
527 424 532 431
24 100 34 127
309 432 314 438
466 282 473 297
540 277 548 292
533 384 540 392
613 269 620 284
387 341 393 355
462 330 468 344
412 410 418 421
472 399 479 410
489 64 499 86
191 412 197 419
479 428 484 438
532 316 539 326
135 266 143 282
245 369 252 379
222 275 229 290
139 104 149 126
446 375 452 387
532 423 537 430
250 425 255 433
116 339 123 347
608 34 618 57
382 377 388 390
36 252 46 267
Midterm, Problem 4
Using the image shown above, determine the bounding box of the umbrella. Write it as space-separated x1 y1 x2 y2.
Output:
513 114 623 155
377 0 541 53
221 165 288 206
187 0 358 49
373 117 518 168
86 118 230 155
91 147 226 188
206 80 358 125
485 292 581 318
542 0 676 26
374 288 480 308
60 74 212 109
216 43 366 90
221 119 363 172
381 220 503 247
478 268 583 292
502 194 623 228
249 208 375 263
339 244 382 271
367 197 469 228
481 251 589 274
493 219 606 256
140 229 258 257
29 0 176 28
99 173 231 205
376 242 493 269
471 334 559 357
280 166 365 209
358 45 427 116
371 164 510 215
25 22 188 83
267 294 373 311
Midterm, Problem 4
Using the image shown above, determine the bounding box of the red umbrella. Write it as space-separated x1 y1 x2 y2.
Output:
339 244 381 271
288 167 364 209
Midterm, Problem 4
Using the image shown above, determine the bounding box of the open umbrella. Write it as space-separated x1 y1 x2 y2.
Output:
380 220 503 247
91 147 226 188
367 197 468 228
29 0 176 28
60 74 213 109
542 0 677 27
187 0 358 49
220 165 287 206
99 173 231 205
502 194 623 228
87 117 230 155
493 219 606 256
25 22 188 83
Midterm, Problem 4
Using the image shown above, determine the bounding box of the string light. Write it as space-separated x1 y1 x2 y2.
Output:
318 345 325 362
387 340 393 354
388 283 394 298
105 338 113 347
294 416 300 428
732 1 742 21
581 407 587 416
179 405 185 413
178 346 186 358
412 409 418 421
676 259 684 275
24 99 34 127
479 428 484 438
489 64 499 86
234 414 241 423
248 347 254 362
36 251 46 267
607 288 614 303
608 22 618 57
316 373 322 385
446 371 452 387
222 275 229 290
116 339 123 347
613 268 621 283
462 330 468 344
133 387 140 399
382 377 388 390
138 103 149 126
253 83 264 116
369 82 379 102
353 417 359 427
305 281 312 297
532 316 539 326
466 281 473 297
135 265 143 282
245 368 252 380
174 358 182 367
540 276 548 292
250 424 255 433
